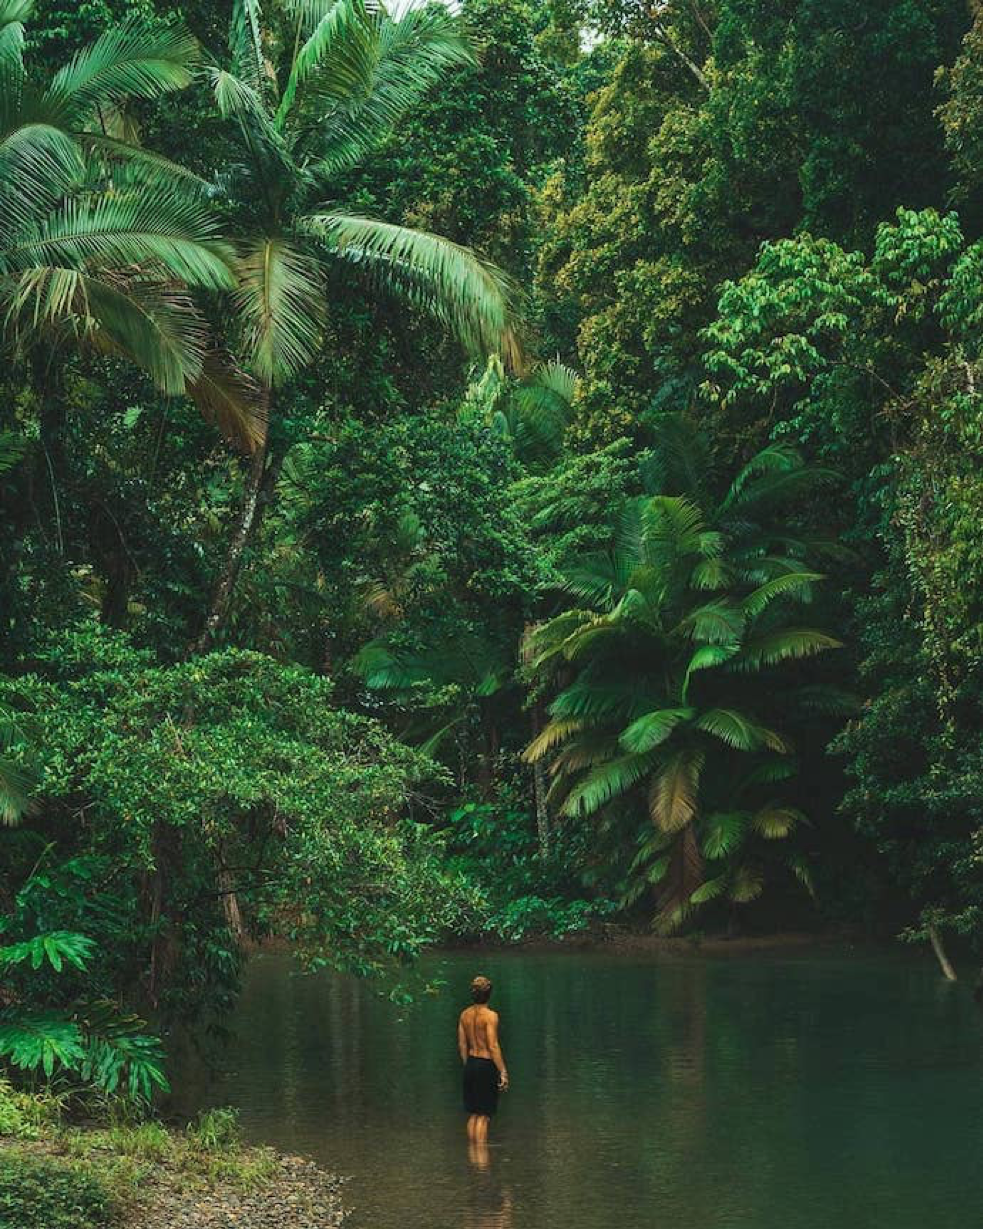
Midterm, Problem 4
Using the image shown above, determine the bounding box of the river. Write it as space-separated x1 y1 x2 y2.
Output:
178 946 983 1228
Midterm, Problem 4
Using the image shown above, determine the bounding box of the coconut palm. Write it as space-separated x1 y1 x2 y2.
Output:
523 416 846 930
0 0 260 447
193 0 524 650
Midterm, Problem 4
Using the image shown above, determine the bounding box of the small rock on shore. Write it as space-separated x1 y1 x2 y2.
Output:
123 1154 347 1229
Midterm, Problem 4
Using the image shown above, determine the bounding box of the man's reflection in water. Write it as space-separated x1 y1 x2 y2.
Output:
464 1140 513 1228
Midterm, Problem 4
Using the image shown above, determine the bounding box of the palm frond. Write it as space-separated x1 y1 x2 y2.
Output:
304 212 523 366
276 0 378 130
44 18 199 127
648 746 703 833
0 121 84 232
644 412 711 501
208 69 297 193
229 0 269 92
695 707 789 753
751 806 804 840
233 237 325 384
642 494 711 559
676 597 744 645
548 733 622 778
562 751 658 817
3 269 210 394
724 460 838 514
3 186 235 290
741 571 822 618
702 810 750 859
729 628 841 672
561 554 620 606
0 754 37 824
305 1 475 174
728 863 764 903
681 642 740 699
619 707 693 754
0 0 31 77
689 873 729 905
722 442 803 508
187 354 266 453
523 717 586 763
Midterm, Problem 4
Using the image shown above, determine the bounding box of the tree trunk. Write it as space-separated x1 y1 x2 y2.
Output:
217 847 245 946
191 400 281 655
531 705 551 857
534 760 550 858
928 924 957 981
34 354 67 555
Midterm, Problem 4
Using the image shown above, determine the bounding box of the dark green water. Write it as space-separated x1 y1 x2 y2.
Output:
180 948 983 1229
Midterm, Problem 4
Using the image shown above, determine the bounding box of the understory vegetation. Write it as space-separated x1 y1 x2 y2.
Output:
4 0 983 1114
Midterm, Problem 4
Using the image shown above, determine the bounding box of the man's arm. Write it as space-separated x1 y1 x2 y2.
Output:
486 1011 509 1090
457 1013 469 1065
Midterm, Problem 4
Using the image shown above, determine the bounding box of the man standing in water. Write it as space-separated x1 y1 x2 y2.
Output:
458 975 509 1143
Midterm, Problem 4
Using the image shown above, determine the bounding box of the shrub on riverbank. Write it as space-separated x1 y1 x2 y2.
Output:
0 1087 344 1229
0 1153 114 1229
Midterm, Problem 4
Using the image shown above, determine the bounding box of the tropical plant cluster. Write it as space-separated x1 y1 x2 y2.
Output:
4 0 983 1104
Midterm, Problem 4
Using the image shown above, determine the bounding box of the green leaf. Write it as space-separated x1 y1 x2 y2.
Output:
0 1015 85 1078
648 747 703 833
233 238 325 384
689 874 728 905
741 572 823 618
44 17 200 127
752 806 805 840
729 629 842 671
304 212 522 365
695 708 788 753
0 931 95 973
562 752 658 817
619 707 694 754
729 864 764 903
702 811 750 858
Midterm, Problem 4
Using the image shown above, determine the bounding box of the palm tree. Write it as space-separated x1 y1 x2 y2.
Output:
192 0 524 651
466 355 578 470
0 0 261 448
523 416 846 930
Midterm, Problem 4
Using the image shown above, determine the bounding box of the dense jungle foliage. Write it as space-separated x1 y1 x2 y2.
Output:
3 0 983 1102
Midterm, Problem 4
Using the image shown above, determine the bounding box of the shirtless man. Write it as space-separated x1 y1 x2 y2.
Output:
458 975 509 1142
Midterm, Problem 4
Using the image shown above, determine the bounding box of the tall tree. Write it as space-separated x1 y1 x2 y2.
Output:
523 417 843 929
192 0 524 652
0 0 258 441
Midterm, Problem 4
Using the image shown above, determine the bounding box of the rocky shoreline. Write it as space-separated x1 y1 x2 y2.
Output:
118 1152 347 1229
0 1129 347 1229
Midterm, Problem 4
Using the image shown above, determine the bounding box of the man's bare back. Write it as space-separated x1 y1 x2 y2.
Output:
460 976 509 1144
458 1004 498 1061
